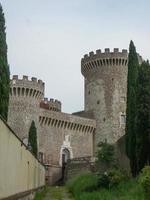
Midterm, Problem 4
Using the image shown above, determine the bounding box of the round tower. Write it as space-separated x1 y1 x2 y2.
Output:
81 48 128 146
8 75 45 142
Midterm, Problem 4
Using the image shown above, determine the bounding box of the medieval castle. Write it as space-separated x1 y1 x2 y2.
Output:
7 48 138 184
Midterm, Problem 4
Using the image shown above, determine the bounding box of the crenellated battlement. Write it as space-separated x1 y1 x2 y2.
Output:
40 98 61 112
9 75 45 100
11 75 44 86
81 48 128 77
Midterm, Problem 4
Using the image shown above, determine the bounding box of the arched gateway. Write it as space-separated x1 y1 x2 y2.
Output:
61 148 70 181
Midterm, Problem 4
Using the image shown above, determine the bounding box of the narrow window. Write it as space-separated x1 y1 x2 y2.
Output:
120 114 126 125
97 100 100 104
120 96 126 102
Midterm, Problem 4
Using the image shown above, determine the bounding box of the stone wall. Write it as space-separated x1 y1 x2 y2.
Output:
64 157 94 182
38 109 96 184
0 117 45 200
81 48 128 147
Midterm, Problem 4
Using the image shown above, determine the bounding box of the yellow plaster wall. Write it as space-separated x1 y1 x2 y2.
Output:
0 118 45 199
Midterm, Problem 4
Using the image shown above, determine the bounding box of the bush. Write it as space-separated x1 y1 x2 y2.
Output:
96 141 115 164
66 172 98 196
97 168 127 189
139 166 150 200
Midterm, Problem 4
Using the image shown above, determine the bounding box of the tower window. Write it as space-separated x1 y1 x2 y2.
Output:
97 100 100 104
88 91 90 95
120 96 126 102
120 114 126 125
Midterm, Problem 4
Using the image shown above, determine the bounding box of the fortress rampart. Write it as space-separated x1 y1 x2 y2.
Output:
40 98 61 112
7 46 135 184
39 109 95 133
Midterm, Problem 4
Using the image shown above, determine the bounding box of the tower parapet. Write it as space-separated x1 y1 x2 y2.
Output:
81 48 128 77
40 98 61 112
10 75 44 100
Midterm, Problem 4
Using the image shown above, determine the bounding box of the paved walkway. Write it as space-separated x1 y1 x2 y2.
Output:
43 187 74 200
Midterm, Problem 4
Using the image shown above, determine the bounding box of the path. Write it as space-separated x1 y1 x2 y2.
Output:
43 186 74 200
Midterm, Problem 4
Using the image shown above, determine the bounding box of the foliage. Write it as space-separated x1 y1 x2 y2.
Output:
34 187 48 200
0 4 10 120
73 179 144 200
97 168 127 189
136 61 150 173
96 141 115 164
139 166 150 200
28 120 38 156
66 172 98 196
125 40 139 176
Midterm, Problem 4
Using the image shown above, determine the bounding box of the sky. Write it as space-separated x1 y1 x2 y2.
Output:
1 0 150 113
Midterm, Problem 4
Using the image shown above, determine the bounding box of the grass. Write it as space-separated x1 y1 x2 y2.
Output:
34 186 74 200
34 186 49 200
76 180 144 200
66 172 98 195
66 172 145 200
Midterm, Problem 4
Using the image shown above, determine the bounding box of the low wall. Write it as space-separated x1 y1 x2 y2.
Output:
64 157 94 182
0 117 45 200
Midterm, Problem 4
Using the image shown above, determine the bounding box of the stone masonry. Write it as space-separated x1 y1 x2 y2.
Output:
8 75 96 184
81 48 128 147
7 47 137 184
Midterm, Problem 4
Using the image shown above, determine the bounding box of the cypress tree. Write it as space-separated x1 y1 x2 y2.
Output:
125 41 139 176
136 61 150 173
0 3 9 120
28 121 38 157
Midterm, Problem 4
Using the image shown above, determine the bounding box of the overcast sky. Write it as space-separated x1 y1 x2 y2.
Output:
1 0 150 113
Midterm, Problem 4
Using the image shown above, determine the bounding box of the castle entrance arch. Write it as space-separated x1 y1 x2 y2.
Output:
61 148 70 181
62 148 70 165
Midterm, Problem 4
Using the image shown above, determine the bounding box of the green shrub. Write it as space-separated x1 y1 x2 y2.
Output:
34 186 48 200
139 166 150 200
77 180 144 200
97 168 127 189
96 141 115 164
66 172 98 196
108 168 127 188
97 173 110 188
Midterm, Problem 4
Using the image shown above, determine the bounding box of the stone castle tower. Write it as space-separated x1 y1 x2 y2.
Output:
8 75 45 143
81 48 128 146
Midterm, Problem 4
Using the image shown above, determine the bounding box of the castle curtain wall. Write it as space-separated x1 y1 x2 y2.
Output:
38 109 96 184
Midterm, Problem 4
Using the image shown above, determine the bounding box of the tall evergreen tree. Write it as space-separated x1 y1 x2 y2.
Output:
28 121 38 157
136 61 150 173
0 3 9 120
125 41 139 176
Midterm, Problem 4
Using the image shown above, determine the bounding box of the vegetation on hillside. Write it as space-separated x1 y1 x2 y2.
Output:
0 3 10 120
28 120 38 156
